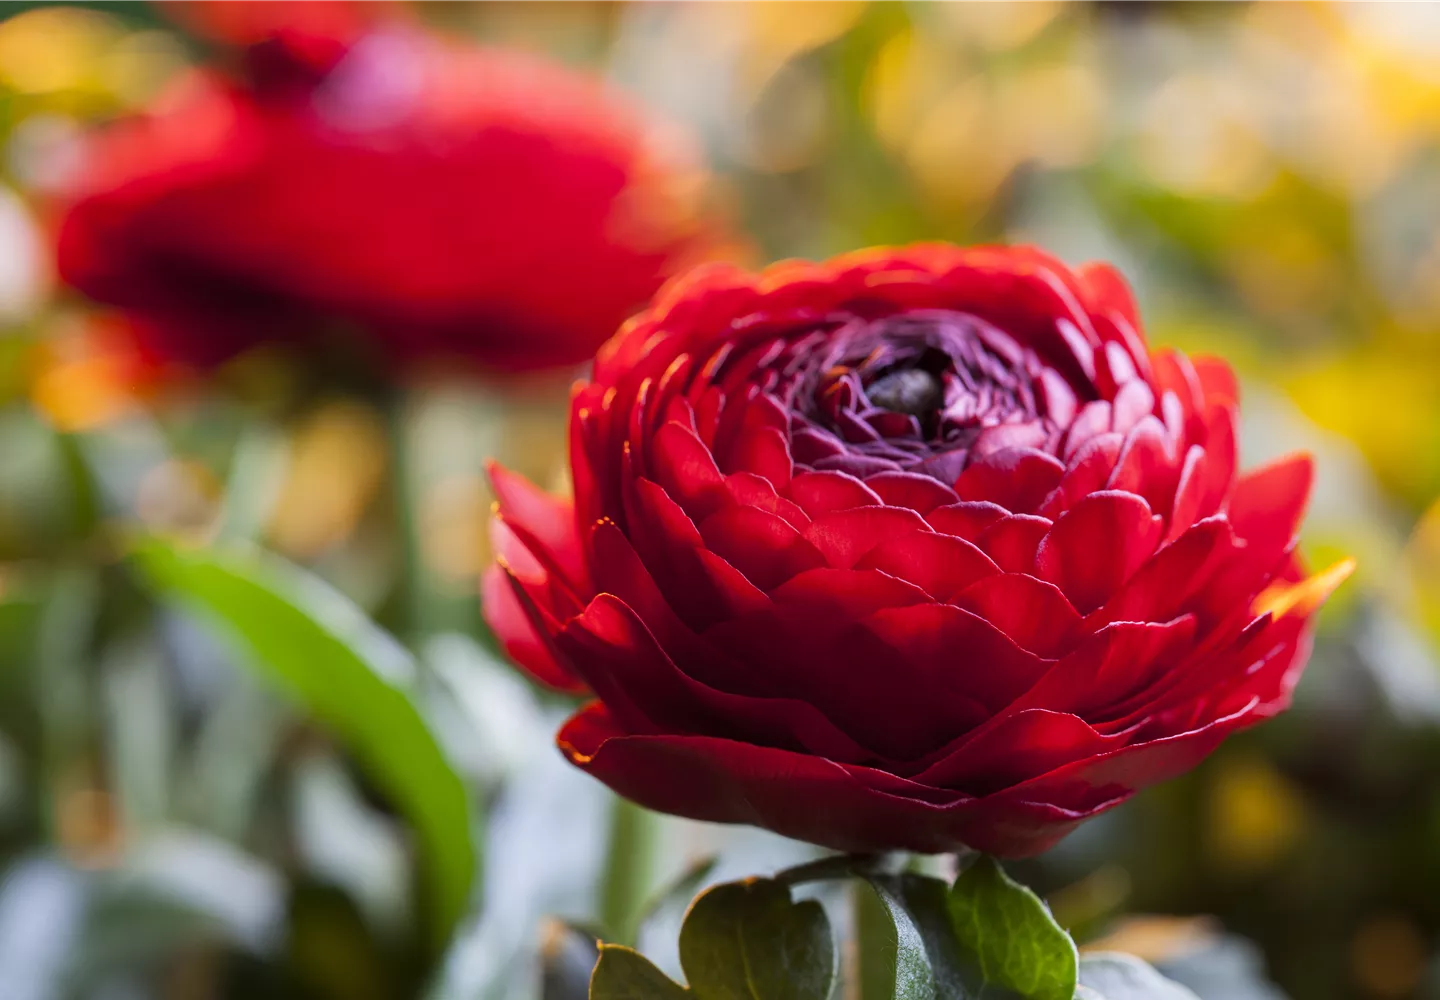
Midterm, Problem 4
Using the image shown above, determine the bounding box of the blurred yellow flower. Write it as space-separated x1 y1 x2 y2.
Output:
1133 73 1275 200
1285 354 1440 510
1205 753 1307 877
742 1 866 95
931 1 1064 53
0 7 182 112
267 402 389 560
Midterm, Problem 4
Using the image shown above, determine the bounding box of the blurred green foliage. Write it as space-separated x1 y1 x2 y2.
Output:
0 3 1437 1000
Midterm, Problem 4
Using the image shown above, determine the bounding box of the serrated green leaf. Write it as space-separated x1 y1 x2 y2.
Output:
130 538 476 944
852 876 933 1000
590 944 690 1000
947 856 1077 1000
679 879 834 1000
875 876 979 1000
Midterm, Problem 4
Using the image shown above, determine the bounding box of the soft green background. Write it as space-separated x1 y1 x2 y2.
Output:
0 3 1437 999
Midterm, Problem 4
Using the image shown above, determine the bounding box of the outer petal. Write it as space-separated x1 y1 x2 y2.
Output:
1228 451 1314 551
862 603 1053 729
488 463 589 594
1145 558 1352 727
1192 356 1239 409
558 702 1103 857
911 616 1199 782
702 604 1008 762
912 709 1121 796
1190 453 1314 624
990 696 1259 813
1077 260 1142 334
481 564 582 692
1086 515 1239 629
1149 349 1204 429
556 593 875 763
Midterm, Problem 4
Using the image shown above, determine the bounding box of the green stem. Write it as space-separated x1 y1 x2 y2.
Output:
54 429 101 540
386 390 429 646
599 796 659 946
384 390 490 942
217 419 287 544
775 852 902 887
35 563 100 843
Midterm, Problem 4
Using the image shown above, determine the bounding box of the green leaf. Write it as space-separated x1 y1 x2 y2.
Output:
856 875 951 1000
130 537 476 944
866 875 976 1000
590 944 690 1000
947 856 1077 1000
1075 954 1200 1000
679 879 834 1000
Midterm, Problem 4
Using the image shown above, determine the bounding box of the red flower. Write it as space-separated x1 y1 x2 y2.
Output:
166 1 378 40
162 0 383 82
484 245 1351 857
55 23 723 375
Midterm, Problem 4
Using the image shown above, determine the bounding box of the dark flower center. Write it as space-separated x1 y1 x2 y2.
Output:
756 309 1070 481
865 367 944 416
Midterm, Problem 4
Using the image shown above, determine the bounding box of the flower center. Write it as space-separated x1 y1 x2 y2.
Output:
865 367 944 417
759 309 1068 481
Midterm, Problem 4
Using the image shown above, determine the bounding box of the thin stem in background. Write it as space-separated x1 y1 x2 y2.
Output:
387 389 429 647
35 564 100 848
775 852 904 887
599 796 660 947
216 419 289 545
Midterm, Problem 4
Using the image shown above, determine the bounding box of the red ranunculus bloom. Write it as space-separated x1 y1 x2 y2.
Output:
484 245 1351 857
54 23 721 375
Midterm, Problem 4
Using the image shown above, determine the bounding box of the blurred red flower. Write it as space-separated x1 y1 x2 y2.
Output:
484 244 1351 857
166 1 377 39
55 17 724 376
163 0 382 79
